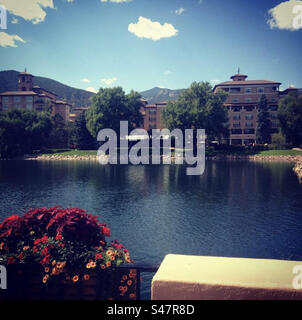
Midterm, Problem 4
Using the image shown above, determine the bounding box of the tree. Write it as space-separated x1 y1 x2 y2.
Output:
85 87 144 138
0 109 52 158
256 95 271 144
278 91 302 147
162 82 228 141
71 111 95 150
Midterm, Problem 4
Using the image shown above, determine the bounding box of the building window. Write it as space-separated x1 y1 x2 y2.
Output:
245 98 252 102
230 87 241 93
272 86 278 91
232 98 239 103
257 87 264 93
270 113 278 119
149 109 156 115
233 122 241 128
232 106 242 112
26 104 32 110
231 129 242 134
14 96 21 103
244 106 254 112
244 129 255 134
3 97 9 103
26 96 33 103
245 88 252 93
245 114 253 120
233 114 240 120
270 105 278 111
245 121 254 128
2 105 8 111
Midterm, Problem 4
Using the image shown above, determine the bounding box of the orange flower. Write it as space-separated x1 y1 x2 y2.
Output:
90 261 96 268
23 246 30 251
127 280 132 286
72 275 79 283
44 267 50 273
100 264 105 269
42 275 49 283
83 274 90 281
106 261 111 267
129 293 136 299
122 275 127 281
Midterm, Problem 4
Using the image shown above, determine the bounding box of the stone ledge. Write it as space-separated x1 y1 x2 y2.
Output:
151 254 302 300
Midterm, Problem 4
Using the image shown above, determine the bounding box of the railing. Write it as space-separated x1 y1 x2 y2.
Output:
120 264 159 300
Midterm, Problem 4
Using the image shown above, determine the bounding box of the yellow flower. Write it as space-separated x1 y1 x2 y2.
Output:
52 260 57 266
106 250 113 256
90 261 96 268
42 275 49 283
86 263 91 269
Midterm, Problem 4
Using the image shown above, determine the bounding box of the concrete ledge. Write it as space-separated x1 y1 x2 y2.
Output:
151 254 302 300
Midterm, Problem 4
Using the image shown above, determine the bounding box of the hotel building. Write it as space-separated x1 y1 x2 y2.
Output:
213 73 281 145
0 71 71 123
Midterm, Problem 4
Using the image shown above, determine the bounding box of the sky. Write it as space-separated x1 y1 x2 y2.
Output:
0 0 301 93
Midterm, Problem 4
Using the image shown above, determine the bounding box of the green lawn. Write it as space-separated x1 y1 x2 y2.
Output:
36 149 97 156
35 148 302 157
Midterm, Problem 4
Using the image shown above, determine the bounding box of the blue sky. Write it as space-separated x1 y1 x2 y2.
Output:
0 0 301 93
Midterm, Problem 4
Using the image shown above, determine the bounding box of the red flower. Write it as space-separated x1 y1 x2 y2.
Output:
42 247 49 256
7 256 15 264
40 255 50 265
18 252 23 260
103 227 110 237
55 233 63 241
95 253 103 260
40 235 49 244
32 246 38 253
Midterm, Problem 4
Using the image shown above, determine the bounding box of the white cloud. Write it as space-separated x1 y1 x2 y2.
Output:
128 16 178 41
101 77 118 85
1 0 55 24
210 80 221 86
268 0 302 31
86 87 97 93
175 8 185 15
0 32 25 47
11 17 19 24
100 0 131 2
81 78 90 83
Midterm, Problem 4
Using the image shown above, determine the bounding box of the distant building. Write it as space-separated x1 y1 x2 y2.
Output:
69 106 89 123
0 70 71 123
140 100 168 132
213 73 281 145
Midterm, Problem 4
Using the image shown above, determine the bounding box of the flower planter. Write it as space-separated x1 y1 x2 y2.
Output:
0 207 137 300
0 264 137 300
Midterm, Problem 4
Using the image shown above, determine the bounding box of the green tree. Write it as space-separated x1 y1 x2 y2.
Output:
85 87 144 138
256 95 271 144
0 109 52 158
162 82 228 141
278 91 302 147
71 112 95 150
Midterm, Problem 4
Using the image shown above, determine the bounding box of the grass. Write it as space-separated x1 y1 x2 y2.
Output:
35 149 97 156
34 148 302 158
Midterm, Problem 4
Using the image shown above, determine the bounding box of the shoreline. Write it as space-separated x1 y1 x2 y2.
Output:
20 154 302 163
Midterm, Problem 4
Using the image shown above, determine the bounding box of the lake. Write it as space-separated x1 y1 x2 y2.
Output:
1 160 302 298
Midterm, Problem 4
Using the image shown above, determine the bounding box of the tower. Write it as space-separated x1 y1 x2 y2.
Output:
18 69 33 91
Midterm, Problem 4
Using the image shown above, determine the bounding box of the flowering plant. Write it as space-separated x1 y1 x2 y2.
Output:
0 207 135 299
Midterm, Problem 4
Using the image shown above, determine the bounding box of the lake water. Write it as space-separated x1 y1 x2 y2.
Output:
1 160 302 299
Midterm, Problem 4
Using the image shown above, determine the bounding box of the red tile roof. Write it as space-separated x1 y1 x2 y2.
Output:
0 91 37 96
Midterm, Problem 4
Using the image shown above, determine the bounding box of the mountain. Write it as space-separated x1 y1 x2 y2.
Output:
0 70 94 107
140 87 183 104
